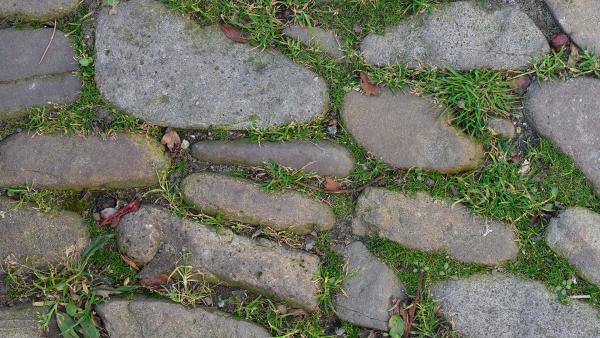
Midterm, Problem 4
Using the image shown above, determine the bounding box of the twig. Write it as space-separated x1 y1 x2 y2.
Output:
39 20 57 64
296 176 384 194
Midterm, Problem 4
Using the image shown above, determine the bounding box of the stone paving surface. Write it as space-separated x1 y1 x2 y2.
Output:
0 305 55 338
545 0 600 54
0 0 79 20
95 0 329 129
283 25 344 62
0 29 80 118
360 1 549 69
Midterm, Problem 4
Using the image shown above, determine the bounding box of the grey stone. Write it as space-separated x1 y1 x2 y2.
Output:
0 0 79 20
488 117 516 138
545 0 600 54
0 197 88 266
182 173 335 234
0 133 170 190
191 140 353 177
125 207 321 310
283 25 344 62
342 90 484 173
95 0 328 129
360 1 550 70
484 0 563 38
117 211 162 265
432 273 600 338
334 242 406 330
0 29 81 118
96 297 270 338
352 188 518 265
0 305 54 338
546 208 600 286
525 78 600 196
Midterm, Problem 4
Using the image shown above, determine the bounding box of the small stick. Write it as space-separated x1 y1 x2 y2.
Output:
296 176 384 194
39 20 57 64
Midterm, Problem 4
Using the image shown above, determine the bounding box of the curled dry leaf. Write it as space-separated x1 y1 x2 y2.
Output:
323 177 343 192
100 197 141 227
359 71 379 96
550 33 570 52
140 274 170 289
120 254 139 271
567 45 580 68
161 128 181 151
220 24 248 44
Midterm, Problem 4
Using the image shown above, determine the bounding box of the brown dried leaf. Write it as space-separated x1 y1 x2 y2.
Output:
567 45 580 67
120 255 139 271
140 274 170 289
288 308 308 318
551 33 570 52
509 75 532 96
220 24 248 44
359 71 379 96
161 128 181 151
323 177 343 192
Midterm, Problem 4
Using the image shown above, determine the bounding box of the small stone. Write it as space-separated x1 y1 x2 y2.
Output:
0 197 89 266
0 0 79 20
180 139 190 150
304 238 316 251
0 305 57 337
117 208 163 265
525 78 600 196
0 133 170 190
100 207 118 219
0 29 81 118
129 206 321 310
96 297 270 337
352 188 518 265
182 173 335 234
334 242 406 330
283 25 344 62
190 140 353 177
546 208 600 287
360 1 549 69
544 0 600 54
95 0 328 129
432 273 600 337
488 118 516 139
342 89 484 173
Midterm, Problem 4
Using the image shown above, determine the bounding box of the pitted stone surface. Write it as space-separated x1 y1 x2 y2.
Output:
95 0 328 129
360 1 549 69
96 297 270 338
546 208 600 287
191 140 353 177
182 173 335 234
0 0 79 20
0 133 170 190
342 90 484 173
0 29 81 118
0 305 54 337
544 0 600 54
432 274 600 338
352 188 518 265
125 207 321 310
283 25 344 62
0 197 88 266
334 242 406 330
525 78 600 196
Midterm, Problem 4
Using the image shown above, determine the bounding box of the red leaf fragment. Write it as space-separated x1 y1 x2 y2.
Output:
100 197 141 228
140 274 170 289
359 71 379 96
323 177 343 192
550 34 570 52
220 24 248 44
161 128 181 151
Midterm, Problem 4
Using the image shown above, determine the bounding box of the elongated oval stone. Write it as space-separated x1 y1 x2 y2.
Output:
0 0 79 20
181 173 335 234
544 0 600 54
95 0 328 129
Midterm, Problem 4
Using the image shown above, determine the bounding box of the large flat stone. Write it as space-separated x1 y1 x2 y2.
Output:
0 133 170 190
0 305 54 338
96 297 270 338
125 207 321 310
95 0 328 129
0 0 78 20
546 208 600 287
334 242 406 331
283 25 344 62
342 90 484 173
181 173 335 234
545 0 600 54
525 78 600 196
432 274 600 338
360 1 549 69
0 29 81 118
0 197 88 266
352 188 518 265
190 140 353 177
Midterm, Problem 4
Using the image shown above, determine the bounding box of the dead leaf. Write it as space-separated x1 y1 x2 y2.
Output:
359 71 379 96
140 274 170 289
161 128 181 151
567 45 580 67
108 6 118 15
550 33 570 52
120 255 139 271
100 197 141 228
288 308 308 318
220 24 248 43
510 75 531 96
323 177 343 192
